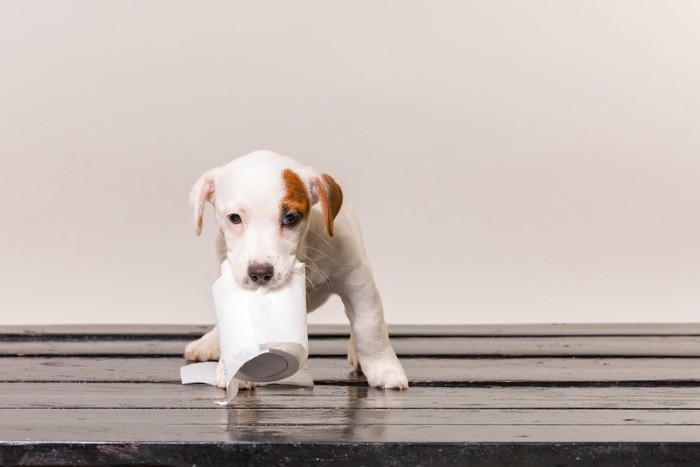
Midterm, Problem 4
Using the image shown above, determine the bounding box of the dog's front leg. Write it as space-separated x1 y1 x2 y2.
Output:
339 269 408 390
184 326 221 361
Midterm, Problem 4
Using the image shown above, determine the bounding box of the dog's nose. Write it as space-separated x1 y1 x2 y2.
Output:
248 263 274 285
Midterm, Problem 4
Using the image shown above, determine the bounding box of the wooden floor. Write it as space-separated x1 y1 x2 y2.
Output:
2 324 700 466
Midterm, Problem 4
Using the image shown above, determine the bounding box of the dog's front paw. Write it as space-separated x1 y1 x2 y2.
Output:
237 379 256 391
215 360 256 391
184 336 221 362
361 356 409 390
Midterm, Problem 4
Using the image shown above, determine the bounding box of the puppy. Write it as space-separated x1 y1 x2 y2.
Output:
185 150 408 390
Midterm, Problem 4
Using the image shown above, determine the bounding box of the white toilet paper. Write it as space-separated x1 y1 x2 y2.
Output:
181 259 311 402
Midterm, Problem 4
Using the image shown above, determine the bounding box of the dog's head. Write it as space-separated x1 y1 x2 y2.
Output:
190 150 342 288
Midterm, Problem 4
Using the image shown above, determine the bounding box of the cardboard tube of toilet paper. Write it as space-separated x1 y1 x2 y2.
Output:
213 259 308 401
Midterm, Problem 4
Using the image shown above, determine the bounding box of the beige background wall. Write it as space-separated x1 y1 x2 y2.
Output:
1 1 699 325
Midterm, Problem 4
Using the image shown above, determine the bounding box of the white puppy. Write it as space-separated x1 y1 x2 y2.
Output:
185 150 408 390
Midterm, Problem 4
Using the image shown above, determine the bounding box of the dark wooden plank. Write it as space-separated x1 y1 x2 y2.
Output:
0 339 190 357
0 324 213 340
5 383 700 410
3 323 700 340
311 336 700 357
3 442 700 467
5 357 700 384
4 408 700 442
380 323 700 337
11 407 700 428
5 335 700 357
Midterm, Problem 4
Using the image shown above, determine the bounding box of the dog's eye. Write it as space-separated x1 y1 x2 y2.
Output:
282 212 300 227
228 213 242 224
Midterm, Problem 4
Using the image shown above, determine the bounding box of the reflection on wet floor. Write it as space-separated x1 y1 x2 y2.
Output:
223 379 415 442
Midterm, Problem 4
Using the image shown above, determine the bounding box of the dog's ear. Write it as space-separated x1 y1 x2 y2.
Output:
189 168 219 236
311 173 343 237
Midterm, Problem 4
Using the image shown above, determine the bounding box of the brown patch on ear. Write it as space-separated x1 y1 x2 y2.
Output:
282 169 311 220
316 173 343 236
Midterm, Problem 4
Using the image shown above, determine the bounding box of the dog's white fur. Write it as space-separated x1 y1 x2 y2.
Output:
185 150 408 390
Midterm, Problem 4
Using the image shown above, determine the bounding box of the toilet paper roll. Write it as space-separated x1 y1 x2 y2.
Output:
181 259 310 402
